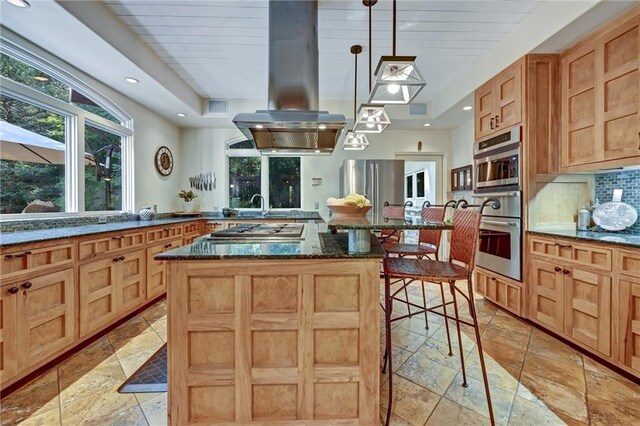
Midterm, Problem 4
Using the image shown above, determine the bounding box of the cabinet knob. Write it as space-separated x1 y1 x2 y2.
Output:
21 281 32 289
8 287 19 294
490 277 497 281
118 255 125 261
637 131 639 150
563 269 570 275
490 117 495 130
554 266 561 272
113 257 120 262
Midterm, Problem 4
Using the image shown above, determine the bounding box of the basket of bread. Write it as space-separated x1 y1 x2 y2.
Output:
326 193 372 217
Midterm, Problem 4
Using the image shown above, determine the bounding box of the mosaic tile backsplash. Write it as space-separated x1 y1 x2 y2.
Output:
595 169 640 234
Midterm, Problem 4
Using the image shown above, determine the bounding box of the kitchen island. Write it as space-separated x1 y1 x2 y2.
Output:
157 224 384 424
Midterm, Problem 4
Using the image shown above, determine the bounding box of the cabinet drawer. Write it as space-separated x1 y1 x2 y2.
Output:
618 250 640 278
529 237 612 271
0 243 75 282
78 231 144 261
146 225 183 245
183 221 202 234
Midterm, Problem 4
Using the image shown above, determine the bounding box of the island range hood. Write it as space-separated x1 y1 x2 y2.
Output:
233 0 346 155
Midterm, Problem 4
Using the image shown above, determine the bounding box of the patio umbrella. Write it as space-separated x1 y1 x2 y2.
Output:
0 121 95 164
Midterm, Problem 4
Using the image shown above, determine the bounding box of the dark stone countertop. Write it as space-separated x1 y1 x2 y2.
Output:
528 229 640 249
328 214 452 230
0 218 202 247
155 225 385 260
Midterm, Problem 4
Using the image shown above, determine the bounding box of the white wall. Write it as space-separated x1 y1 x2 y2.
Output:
179 128 452 214
448 119 474 202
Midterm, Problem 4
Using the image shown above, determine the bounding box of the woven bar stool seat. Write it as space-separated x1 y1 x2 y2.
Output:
382 242 437 257
384 257 468 281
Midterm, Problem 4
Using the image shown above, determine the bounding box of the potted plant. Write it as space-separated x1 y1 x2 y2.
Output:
178 190 198 212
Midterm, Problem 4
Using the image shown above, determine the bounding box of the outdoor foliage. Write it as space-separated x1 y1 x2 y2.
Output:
0 54 122 213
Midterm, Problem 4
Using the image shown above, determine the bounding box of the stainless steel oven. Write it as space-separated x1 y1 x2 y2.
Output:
473 191 522 281
474 126 521 193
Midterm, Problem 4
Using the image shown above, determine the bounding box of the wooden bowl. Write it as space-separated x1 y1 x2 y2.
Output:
327 204 372 217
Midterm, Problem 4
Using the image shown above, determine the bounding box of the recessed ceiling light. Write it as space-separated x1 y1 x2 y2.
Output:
318 124 326 130
33 76 48 82
463 106 473 111
124 77 139 84
423 123 431 127
255 124 264 129
314 150 320 153
177 113 186 117
271 150 277 153
5 0 30 8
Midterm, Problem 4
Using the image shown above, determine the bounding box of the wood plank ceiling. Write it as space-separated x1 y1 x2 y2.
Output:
104 0 543 103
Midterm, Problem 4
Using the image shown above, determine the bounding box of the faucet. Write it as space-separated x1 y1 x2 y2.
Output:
250 194 267 216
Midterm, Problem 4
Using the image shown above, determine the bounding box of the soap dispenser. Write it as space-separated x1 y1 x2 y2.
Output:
578 206 591 231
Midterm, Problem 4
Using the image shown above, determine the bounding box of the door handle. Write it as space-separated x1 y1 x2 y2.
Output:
554 266 561 272
8 287 19 294
21 281 32 289
490 117 494 130
555 243 572 249
563 269 570 275
481 220 519 227
495 115 500 128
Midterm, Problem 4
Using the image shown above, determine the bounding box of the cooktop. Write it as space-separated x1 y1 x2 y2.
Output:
210 223 305 240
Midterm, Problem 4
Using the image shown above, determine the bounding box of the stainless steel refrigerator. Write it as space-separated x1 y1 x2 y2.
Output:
341 160 405 217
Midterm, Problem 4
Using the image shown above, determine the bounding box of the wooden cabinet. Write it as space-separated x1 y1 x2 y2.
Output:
0 284 18 383
146 239 181 300
78 250 145 337
529 237 612 272
619 275 640 373
529 259 565 332
474 59 524 140
146 225 183 245
561 8 640 170
0 242 74 284
475 267 523 317
78 231 144 261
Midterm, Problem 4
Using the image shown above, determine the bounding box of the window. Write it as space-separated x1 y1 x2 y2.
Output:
0 41 133 217
227 140 301 209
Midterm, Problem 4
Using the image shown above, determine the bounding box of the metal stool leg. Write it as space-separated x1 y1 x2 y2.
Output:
403 278 412 316
384 272 393 426
439 283 453 356
420 280 429 330
450 280 468 387
467 274 495 425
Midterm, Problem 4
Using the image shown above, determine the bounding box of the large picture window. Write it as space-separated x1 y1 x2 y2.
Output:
0 42 133 217
227 141 301 209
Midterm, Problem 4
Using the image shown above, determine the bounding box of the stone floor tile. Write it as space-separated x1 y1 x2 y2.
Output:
583 355 634 383
522 352 586 393
584 369 640 411
508 395 568 426
112 330 164 360
60 390 138 425
481 324 530 352
464 350 521 393
426 397 489 425
140 299 167 323
416 337 471 370
380 343 415 373
10 407 61 426
443 372 515 425
395 315 442 338
390 327 428 352
397 352 458 395
380 374 441 426
588 393 640 426
57 336 115 384
118 346 164 378
58 355 126 406
0 369 60 425
104 404 149 426
107 315 153 349
429 324 477 352
527 329 584 368
475 338 526 373
517 372 588 424
139 392 168 426
135 392 163 405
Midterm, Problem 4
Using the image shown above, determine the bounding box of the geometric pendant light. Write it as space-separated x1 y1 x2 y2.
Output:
343 44 369 151
368 0 426 105
354 0 391 134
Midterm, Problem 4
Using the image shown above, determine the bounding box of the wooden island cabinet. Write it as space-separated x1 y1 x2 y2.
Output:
160 232 383 425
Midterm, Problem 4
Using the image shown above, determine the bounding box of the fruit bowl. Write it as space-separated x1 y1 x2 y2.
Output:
327 204 372 217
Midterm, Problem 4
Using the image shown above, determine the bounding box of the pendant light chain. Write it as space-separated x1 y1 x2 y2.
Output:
392 0 396 56
353 48 358 121
369 3 372 91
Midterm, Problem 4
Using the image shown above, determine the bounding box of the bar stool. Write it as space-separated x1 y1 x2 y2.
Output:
381 199 500 426
382 200 456 330
379 201 413 244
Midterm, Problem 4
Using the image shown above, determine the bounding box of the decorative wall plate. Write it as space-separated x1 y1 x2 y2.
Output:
155 146 174 176
592 201 638 231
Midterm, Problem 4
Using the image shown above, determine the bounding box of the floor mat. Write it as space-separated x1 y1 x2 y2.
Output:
118 344 167 393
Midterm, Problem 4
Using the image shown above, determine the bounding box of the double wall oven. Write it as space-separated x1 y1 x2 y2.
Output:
473 126 522 282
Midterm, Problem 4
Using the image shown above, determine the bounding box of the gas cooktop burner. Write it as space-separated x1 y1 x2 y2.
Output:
209 223 305 240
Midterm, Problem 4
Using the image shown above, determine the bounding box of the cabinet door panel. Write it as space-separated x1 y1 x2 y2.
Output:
601 17 640 161
0 288 18 382
564 268 611 356
475 81 496 140
146 239 181 300
496 60 523 130
619 276 640 372
120 251 146 313
79 258 119 337
529 260 564 332
17 269 76 368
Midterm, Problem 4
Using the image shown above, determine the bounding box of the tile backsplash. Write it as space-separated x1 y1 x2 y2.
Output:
595 169 640 234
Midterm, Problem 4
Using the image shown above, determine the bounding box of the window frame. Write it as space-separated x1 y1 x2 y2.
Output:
0 40 133 219
226 144 302 211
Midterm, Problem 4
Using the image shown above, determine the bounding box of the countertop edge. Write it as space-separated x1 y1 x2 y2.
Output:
527 230 640 249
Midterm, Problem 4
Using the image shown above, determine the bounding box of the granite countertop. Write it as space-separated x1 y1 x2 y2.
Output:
156 224 385 260
528 229 640 249
0 218 202 247
328 213 452 230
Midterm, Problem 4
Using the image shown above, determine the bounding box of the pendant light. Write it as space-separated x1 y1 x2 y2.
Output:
354 0 391 134
344 45 369 151
368 0 426 105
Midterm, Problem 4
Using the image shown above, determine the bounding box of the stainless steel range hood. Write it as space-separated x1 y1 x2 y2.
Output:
233 0 346 155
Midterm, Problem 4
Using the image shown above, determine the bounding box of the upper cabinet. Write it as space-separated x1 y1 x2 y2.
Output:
475 59 524 140
561 8 640 171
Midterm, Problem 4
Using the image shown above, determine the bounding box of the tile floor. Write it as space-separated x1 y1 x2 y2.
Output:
2 280 639 425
